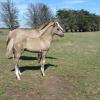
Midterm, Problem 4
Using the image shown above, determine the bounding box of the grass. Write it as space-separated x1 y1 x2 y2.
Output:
0 30 100 100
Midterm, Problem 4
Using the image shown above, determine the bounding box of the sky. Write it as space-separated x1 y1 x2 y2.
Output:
0 0 100 27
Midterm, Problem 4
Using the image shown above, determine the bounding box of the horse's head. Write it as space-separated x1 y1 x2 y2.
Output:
52 21 64 37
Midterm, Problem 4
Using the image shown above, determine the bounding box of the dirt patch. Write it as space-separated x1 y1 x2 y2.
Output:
40 75 66 99
4 83 41 100
4 73 77 100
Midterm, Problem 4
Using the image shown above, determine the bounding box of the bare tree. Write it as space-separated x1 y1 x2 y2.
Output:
0 0 19 30
26 3 53 28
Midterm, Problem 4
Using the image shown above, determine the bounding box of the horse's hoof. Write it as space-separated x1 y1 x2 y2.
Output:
42 74 46 77
16 77 21 80
18 78 21 80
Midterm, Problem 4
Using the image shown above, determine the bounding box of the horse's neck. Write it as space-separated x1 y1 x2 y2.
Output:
39 22 54 43
41 26 53 39
40 22 53 34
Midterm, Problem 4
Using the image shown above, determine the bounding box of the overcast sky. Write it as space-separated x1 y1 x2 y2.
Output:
0 0 100 27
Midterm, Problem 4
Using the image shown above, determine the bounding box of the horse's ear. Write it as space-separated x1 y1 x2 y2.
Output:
52 17 58 27
53 22 57 27
52 17 57 21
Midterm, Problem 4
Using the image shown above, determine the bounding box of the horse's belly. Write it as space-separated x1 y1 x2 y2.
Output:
25 38 49 52
25 43 41 52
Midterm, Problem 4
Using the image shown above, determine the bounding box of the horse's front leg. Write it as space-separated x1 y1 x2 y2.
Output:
40 51 47 76
37 52 42 63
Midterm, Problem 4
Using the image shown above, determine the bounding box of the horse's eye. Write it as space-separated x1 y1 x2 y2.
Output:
57 28 59 31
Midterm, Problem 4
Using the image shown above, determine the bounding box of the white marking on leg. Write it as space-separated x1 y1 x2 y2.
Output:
15 65 21 80
16 65 21 75
17 67 21 75
41 59 45 76
41 65 45 76
18 69 21 75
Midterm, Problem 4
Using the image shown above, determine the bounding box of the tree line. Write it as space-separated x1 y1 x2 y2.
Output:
57 9 100 32
0 0 100 32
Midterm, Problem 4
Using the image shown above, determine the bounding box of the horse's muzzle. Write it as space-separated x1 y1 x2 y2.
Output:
60 34 64 37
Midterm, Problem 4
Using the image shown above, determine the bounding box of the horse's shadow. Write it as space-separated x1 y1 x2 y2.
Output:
11 63 57 73
20 56 57 61
20 56 37 60
9 56 57 61
11 55 57 73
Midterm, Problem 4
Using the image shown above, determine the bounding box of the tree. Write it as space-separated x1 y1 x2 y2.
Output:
57 9 100 32
26 3 53 28
0 0 19 30
57 9 70 32
57 9 78 32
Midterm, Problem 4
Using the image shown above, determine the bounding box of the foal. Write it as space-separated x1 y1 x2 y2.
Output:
13 21 64 80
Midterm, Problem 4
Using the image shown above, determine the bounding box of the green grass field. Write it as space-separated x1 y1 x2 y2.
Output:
0 30 100 100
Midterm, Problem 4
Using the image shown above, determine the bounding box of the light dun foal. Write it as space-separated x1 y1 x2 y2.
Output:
7 21 64 80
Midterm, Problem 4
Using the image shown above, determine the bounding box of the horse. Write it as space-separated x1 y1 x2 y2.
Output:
6 23 48 59
11 21 64 80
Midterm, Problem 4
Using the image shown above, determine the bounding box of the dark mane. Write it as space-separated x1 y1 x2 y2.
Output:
32 22 51 31
39 22 51 30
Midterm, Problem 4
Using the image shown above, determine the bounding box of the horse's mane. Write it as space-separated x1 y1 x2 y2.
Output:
32 21 51 31
40 22 55 37
38 22 50 30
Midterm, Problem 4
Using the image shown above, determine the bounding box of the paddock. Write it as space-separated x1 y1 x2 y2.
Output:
0 30 100 100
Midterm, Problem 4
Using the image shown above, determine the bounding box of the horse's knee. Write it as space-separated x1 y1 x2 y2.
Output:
37 53 42 63
40 59 45 65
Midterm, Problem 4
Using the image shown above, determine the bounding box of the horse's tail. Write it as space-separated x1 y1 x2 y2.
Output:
6 31 14 57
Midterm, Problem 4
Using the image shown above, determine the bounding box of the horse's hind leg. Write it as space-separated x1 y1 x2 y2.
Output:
15 64 21 80
15 58 21 80
12 47 16 59
14 49 22 80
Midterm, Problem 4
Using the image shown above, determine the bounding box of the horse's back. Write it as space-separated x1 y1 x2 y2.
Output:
13 28 41 39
